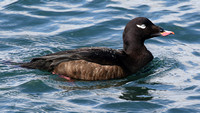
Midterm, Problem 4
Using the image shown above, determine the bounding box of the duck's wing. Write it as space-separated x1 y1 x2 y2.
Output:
21 47 124 72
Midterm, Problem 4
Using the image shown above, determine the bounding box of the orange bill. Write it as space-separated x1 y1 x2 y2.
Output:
161 31 175 36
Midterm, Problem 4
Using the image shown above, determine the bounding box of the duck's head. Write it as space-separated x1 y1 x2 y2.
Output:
123 17 174 43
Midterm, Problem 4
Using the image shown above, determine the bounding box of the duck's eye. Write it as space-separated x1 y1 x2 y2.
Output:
160 27 164 32
136 24 146 29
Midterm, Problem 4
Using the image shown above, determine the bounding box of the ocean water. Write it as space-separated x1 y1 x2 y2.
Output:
0 0 200 112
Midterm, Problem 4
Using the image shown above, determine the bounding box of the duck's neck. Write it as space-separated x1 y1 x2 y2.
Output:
122 34 153 73
123 34 146 56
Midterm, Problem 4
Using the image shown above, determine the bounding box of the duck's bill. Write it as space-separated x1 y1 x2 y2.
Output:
160 30 175 36
151 30 175 37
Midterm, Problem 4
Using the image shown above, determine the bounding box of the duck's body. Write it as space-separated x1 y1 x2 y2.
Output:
21 17 174 80
21 47 153 80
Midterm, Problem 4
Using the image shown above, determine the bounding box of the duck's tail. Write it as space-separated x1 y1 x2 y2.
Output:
1 60 23 68
20 57 55 72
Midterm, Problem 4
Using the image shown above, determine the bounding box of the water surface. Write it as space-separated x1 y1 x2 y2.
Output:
0 0 200 112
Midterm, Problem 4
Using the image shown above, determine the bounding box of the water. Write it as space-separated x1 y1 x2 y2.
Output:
0 0 200 112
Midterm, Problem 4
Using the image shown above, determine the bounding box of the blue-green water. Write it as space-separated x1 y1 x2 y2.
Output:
0 0 200 112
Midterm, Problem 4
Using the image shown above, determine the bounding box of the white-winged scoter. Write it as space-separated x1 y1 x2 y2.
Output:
21 17 174 80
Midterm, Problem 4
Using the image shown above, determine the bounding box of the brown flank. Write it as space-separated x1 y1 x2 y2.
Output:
53 60 127 81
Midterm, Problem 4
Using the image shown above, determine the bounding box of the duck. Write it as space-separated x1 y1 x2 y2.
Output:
21 17 174 81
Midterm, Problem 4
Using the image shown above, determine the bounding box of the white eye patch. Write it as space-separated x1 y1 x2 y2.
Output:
136 24 146 29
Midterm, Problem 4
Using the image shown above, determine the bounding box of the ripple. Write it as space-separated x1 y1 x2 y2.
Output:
183 85 198 91
96 101 163 112
187 95 200 100
68 98 99 106
18 80 58 93
193 73 200 81
179 5 193 11
0 0 18 10
167 108 199 113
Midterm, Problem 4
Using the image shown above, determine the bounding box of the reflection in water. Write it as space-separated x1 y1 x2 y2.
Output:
120 86 153 101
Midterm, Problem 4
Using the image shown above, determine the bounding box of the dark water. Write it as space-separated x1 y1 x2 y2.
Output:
0 0 200 112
